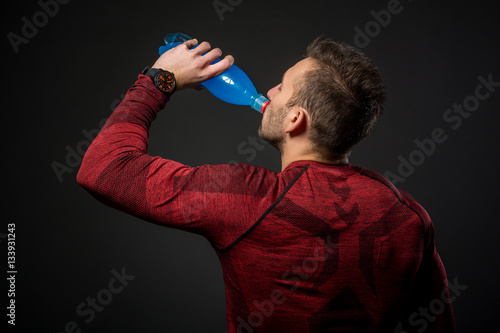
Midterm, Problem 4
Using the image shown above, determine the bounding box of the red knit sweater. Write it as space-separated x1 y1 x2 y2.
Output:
77 75 455 332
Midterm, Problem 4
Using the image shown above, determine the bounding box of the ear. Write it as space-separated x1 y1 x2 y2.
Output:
284 107 309 136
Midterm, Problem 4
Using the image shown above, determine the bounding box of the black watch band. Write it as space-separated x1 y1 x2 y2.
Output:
142 66 177 97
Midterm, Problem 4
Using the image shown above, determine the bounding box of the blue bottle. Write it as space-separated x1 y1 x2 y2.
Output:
159 32 269 113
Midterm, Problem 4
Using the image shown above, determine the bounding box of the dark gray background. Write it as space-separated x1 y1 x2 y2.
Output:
3 0 499 332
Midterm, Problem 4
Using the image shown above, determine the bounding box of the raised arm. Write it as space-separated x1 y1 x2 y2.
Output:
76 39 244 242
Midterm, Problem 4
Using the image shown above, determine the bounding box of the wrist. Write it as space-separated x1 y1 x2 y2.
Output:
141 66 177 97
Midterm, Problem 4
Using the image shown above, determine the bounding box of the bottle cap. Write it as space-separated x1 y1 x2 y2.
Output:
260 100 270 113
251 94 270 114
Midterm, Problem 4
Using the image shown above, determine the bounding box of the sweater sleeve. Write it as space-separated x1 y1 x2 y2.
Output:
398 190 456 333
76 75 277 248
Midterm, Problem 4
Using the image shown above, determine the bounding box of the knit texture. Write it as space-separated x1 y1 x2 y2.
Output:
77 75 455 332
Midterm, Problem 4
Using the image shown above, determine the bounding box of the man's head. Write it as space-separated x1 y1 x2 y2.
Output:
258 37 386 162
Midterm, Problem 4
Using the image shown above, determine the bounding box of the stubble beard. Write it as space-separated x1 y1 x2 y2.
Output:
257 104 287 151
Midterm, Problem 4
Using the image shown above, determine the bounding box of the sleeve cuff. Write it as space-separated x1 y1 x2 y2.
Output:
138 73 170 107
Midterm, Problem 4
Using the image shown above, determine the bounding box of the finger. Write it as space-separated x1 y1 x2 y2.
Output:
183 38 198 49
202 47 223 64
194 41 211 55
224 55 234 66
206 55 234 77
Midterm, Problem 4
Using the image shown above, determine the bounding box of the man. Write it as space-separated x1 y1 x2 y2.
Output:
77 37 455 332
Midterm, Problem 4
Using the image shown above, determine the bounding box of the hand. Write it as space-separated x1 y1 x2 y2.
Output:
151 38 234 91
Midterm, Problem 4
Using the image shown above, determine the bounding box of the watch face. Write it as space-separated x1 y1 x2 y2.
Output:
157 72 175 94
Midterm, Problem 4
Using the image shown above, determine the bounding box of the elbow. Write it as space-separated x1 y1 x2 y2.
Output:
76 162 96 192
76 166 90 190
76 149 105 192
76 167 86 187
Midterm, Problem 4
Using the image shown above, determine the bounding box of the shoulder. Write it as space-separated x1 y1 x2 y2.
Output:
194 162 279 184
351 165 432 227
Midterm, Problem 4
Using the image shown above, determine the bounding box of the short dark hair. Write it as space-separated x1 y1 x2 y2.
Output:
287 37 386 157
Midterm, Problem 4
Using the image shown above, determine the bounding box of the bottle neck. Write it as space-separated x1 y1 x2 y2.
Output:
251 94 270 113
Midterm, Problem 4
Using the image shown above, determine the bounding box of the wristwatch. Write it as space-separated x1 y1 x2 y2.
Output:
142 66 176 97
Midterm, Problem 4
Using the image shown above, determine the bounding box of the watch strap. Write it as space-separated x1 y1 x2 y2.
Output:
142 66 176 97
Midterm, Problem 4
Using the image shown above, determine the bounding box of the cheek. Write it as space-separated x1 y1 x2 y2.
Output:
267 107 283 129
266 99 279 117
262 106 275 128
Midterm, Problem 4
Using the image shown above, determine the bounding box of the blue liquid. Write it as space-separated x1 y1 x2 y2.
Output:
159 33 269 113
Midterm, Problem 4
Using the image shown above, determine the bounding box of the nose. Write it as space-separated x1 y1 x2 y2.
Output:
267 84 280 100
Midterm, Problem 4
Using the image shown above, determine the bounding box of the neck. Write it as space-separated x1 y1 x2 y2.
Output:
280 145 349 171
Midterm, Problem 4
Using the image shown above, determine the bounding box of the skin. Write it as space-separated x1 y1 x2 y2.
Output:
152 39 348 171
